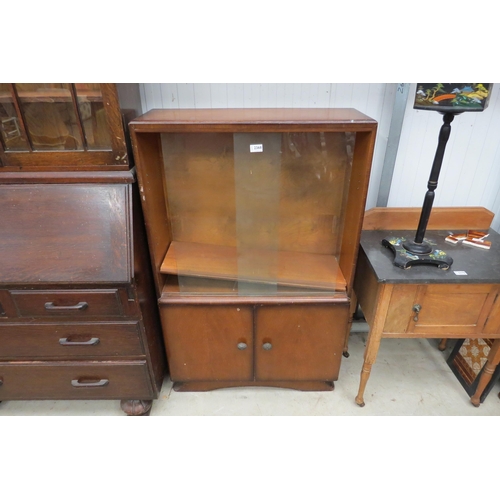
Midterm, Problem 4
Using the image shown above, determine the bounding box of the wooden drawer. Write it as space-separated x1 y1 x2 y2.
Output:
0 321 144 359
11 290 124 318
0 361 153 400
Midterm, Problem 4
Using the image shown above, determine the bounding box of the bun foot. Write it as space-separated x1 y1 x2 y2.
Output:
120 399 152 416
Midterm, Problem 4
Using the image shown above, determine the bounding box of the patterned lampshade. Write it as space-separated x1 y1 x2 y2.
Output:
414 83 492 112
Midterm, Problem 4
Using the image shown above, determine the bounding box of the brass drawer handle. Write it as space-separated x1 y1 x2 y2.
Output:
262 342 273 350
237 342 247 350
45 301 88 311
71 378 109 388
412 304 421 322
59 337 100 346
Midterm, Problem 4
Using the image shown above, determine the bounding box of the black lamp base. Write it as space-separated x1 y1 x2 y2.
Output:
382 236 453 270
402 239 432 254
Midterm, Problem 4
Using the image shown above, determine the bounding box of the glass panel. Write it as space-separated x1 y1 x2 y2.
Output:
16 83 83 150
75 83 112 150
0 83 29 151
161 132 354 296
234 132 280 296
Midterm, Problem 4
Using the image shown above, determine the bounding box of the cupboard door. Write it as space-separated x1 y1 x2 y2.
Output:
160 305 253 382
254 303 348 382
407 284 498 336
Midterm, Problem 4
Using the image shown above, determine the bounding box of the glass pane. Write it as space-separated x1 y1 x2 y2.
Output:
16 83 83 150
161 132 354 297
0 83 29 151
75 83 112 150
233 132 281 296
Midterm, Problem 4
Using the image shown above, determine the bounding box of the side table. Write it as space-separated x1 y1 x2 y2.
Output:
353 208 500 407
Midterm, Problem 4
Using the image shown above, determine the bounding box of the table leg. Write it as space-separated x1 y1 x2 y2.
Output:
355 333 382 407
470 339 500 407
355 284 393 407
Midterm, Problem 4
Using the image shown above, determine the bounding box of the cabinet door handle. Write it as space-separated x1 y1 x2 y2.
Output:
237 342 247 350
412 304 421 322
71 378 109 388
0 377 3 387
262 342 273 350
45 301 88 311
59 337 100 346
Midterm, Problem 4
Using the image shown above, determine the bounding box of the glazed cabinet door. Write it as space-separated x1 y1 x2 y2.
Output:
254 303 348 381
0 83 130 170
160 304 253 382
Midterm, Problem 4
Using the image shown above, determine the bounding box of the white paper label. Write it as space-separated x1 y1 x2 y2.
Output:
250 144 263 153
454 271 468 275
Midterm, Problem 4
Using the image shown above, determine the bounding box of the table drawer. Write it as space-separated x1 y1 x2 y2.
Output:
11 290 124 318
0 361 154 400
0 322 144 358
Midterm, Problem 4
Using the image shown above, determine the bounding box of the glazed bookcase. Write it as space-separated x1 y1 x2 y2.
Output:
130 108 377 392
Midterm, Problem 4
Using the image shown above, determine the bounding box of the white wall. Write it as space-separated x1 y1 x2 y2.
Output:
140 83 500 230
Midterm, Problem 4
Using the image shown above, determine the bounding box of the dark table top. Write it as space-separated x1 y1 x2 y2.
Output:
360 228 500 284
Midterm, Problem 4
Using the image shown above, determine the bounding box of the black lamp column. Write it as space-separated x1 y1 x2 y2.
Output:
403 112 455 254
382 83 491 270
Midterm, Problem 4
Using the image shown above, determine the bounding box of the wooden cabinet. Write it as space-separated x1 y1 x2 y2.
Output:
353 210 500 406
0 84 165 416
130 108 377 394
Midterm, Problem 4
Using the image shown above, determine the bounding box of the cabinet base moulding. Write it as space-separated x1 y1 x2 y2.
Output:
172 380 335 392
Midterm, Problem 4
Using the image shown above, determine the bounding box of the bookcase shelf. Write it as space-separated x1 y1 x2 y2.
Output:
161 240 346 291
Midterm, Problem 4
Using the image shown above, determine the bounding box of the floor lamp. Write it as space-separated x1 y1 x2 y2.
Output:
383 83 492 270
